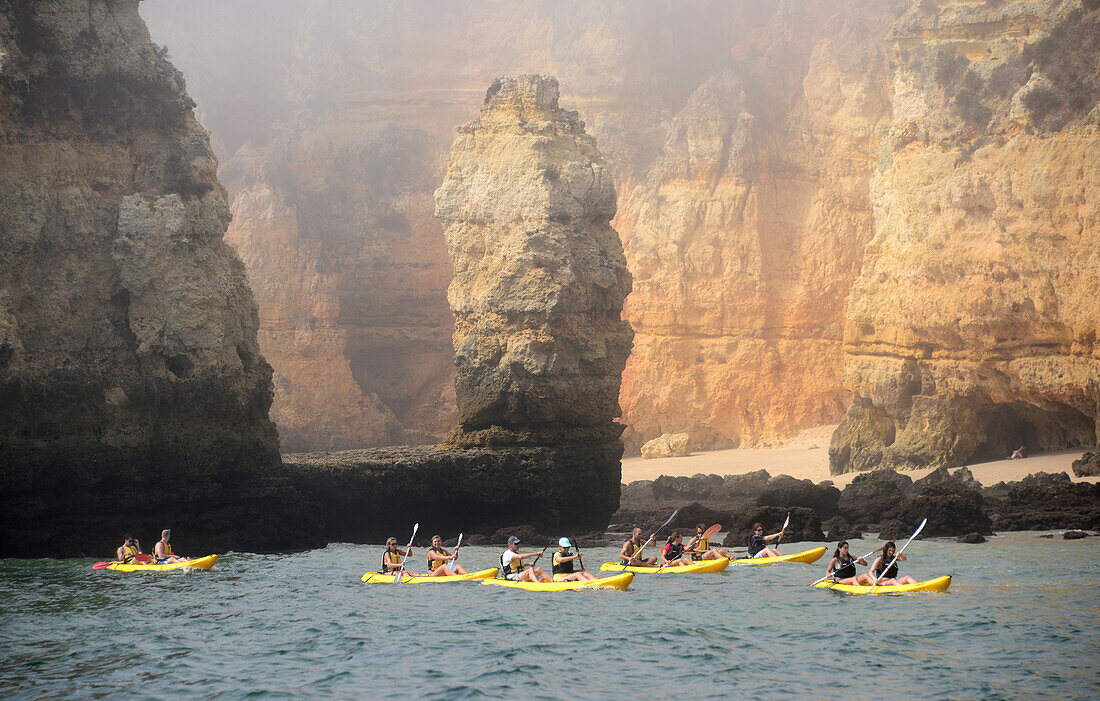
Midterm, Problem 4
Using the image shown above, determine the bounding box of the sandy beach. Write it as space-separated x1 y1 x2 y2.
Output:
621 424 1096 488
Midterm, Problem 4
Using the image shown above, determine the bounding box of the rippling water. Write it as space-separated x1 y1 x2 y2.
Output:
2 532 1098 699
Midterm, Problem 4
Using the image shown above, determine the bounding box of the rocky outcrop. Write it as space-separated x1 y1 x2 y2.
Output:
435 75 633 449
641 433 692 459
1072 452 1100 477
983 472 1100 531
0 0 319 556
830 1 1100 473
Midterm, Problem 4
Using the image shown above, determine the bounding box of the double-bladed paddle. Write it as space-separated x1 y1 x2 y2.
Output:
393 522 419 584
809 545 883 586
627 509 679 566
571 533 585 572
656 522 722 572
774 512 791 552
93 553 152 570
868 518 927 594
451 533 463 564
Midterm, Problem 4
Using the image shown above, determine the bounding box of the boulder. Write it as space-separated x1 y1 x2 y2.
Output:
983 472 1100 531
757 475 841 519
641 433 692 459
903 473 993 537
956 532 987 544
822 516 863 541
838 470 913 524
1072 452 1100 477
876 519 915 541
1063 530 1089 539
671 502 733 531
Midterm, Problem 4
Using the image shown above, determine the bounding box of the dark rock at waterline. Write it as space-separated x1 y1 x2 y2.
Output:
1063 530 1089 539
1071 451 1100 477
722 507 826 547
983 472 1100 531
1039 533 1055 538
285 443 622 543
957 532 987 543
876 519 915 541
823 516 863 541
901 471 992 536
757 475 841 520
838 469 913 524
671 502 733 531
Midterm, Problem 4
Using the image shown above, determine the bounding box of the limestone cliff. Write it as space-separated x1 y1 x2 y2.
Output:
0 0 318 556
830 0 1100 473
436 76 634 448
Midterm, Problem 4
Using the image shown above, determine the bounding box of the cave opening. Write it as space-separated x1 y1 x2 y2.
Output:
970 400 1095 463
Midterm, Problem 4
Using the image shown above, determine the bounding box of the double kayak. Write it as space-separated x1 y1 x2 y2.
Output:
102 555 218 572
361 568 497 583
813 575 952 595
599 557 729 574
732 546 826 565
482 572 634 591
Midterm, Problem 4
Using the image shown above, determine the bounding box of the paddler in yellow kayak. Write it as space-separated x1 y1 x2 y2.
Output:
425 534 467 577
686 522 733 560
660 531 694 567
552 537 596 581
500 535 552 582
154 529 188 564
382 537 418 577
619 527 658 567
824 540 876 586
747 522 785 559
869 541 918 586
116 535 143 563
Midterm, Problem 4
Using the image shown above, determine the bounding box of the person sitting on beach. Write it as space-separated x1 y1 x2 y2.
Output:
500 535 551 582
116 535 142 564
425 534 467 577
154 529 188 564
747 522 784 559
619 527 658 566
869 541 918 586
1010 445 1028 459
552 537 596 581
686 522 732 560
382 536 417 577
660 531 693 568
825 541 876 586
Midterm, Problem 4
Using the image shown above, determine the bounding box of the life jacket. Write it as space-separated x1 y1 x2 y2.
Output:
691 536 709 560
832 554 856 579
552 550 575 575
874 558 898 579
382 549 404 573
156 541 173 562
427 547 449 571
500 551 525 577
662 542 684 562
621 538 644 565
121 545 138 563
747 534 766 556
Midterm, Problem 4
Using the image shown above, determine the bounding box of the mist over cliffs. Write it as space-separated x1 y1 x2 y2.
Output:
141 0 1098 470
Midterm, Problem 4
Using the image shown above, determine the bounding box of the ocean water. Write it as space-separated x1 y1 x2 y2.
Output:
1 532 1097 700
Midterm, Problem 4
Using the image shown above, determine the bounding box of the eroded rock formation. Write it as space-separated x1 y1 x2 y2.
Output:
436 75 633 449
0 0 318 556
830 1 1100 473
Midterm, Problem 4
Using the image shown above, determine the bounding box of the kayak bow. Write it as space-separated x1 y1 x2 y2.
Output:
600 557 729 574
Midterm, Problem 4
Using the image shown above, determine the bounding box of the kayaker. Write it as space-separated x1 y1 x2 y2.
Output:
869 541 918 586
382 537 418 577
116 535 142 563
154 529 188 564
425 534 467 577
619 527 658 567
660 531 693 567
825 541 875 586
500 535 551 583
747 522 784 559
552 537 596 581
686 522 732 560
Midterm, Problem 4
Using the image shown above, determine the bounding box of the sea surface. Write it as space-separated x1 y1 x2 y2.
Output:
1 531 1097 700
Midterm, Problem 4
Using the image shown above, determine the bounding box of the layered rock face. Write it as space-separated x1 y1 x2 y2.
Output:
436 76 634 448
830 1 1100 473
0 1 318 556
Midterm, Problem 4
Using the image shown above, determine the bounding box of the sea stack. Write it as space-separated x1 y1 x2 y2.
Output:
436 75 634 449
0 0 318 555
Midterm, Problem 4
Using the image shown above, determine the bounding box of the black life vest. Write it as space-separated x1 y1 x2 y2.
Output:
552 550 575 575
748 534 766 556
663 542 685 561
833 554 856 579
500 551 525 576
874 558 898 579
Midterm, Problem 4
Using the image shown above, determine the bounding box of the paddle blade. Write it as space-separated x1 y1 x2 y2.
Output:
92 561 112 570
136 554 153 563
701 524 722 540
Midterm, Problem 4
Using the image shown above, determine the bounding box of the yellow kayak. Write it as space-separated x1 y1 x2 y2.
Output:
599 557 729 574
105 555 218 572
814 575 952 595
361 568 497 583
732 546 826 565
482 572 634 591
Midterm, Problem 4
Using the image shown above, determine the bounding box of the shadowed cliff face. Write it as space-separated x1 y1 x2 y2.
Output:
436 76 633 448
0 0 320 556
830 0 1100 473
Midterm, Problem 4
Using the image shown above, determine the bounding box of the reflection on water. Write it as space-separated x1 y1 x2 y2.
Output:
1 532 1097 699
